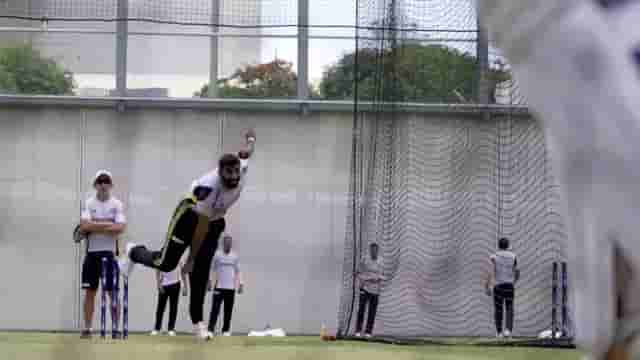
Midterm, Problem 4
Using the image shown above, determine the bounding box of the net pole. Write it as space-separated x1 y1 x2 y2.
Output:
343 116 359 336
341 0 362 334
115 0 128 96
75 111 87 331
561 261 568 337
552 262 558 339
297 0 309 100
476 2 489 106
208 0 220 98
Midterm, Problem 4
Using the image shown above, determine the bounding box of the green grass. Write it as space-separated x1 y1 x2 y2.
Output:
0 332 582 360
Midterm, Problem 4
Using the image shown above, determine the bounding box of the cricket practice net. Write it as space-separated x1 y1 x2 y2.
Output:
338 0 569 339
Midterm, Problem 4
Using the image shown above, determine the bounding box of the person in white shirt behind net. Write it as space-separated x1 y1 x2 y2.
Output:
355 243 386 338
207 233 244 338
479 1 640 359
485 237 520 339
151 258 188 337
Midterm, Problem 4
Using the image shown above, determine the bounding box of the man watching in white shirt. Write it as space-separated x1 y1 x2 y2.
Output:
207 234 243 338
78 170 127 339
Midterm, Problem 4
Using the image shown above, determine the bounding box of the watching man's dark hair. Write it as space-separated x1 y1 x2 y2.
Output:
370 243 379 248
498 237 510 250
219 153 240 169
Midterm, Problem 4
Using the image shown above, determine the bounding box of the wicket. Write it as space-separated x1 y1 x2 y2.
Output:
123 275 129 339
100 258 107 339
551 261 569 340
100 257 128 340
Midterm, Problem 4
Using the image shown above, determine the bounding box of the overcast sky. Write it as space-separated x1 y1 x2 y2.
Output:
259 0 477 82
261 0 356 82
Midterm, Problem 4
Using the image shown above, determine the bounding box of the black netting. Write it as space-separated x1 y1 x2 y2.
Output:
338 0 568 339
351 0 479 103
0 0 295 27
1 0 117 21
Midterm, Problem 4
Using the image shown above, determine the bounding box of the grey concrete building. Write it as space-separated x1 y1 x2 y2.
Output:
0 0 262 97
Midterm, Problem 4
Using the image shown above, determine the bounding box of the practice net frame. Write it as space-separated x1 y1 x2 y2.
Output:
336 0 573 344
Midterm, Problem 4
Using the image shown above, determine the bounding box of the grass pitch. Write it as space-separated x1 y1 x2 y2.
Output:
0 332 582 360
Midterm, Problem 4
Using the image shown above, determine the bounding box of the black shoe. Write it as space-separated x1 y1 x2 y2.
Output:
80 330 92 339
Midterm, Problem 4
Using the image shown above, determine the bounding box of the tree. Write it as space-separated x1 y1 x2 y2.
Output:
195 58 318 99
0 44 75 95
320 43 509 103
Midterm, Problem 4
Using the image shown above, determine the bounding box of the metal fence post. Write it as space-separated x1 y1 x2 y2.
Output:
115 0 128 97
297 0 309 100
476 7 490 106
208 0 220 98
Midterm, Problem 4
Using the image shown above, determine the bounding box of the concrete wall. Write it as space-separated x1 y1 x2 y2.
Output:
0 103 350 334
1 99 558 337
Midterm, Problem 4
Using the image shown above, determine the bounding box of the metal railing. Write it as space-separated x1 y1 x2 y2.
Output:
0 94 527 115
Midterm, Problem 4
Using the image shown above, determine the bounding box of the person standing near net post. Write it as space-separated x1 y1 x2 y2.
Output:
120 129 256 340
477 2 640 359
151 258 188 336
355 243 386 338
78 170 127 339
207 233 244 338
485 237 519 339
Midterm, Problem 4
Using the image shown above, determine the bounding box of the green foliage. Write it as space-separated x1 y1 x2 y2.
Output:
195 59 319 99
195 45 509 103
0 44 75 95
320 44 507 103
